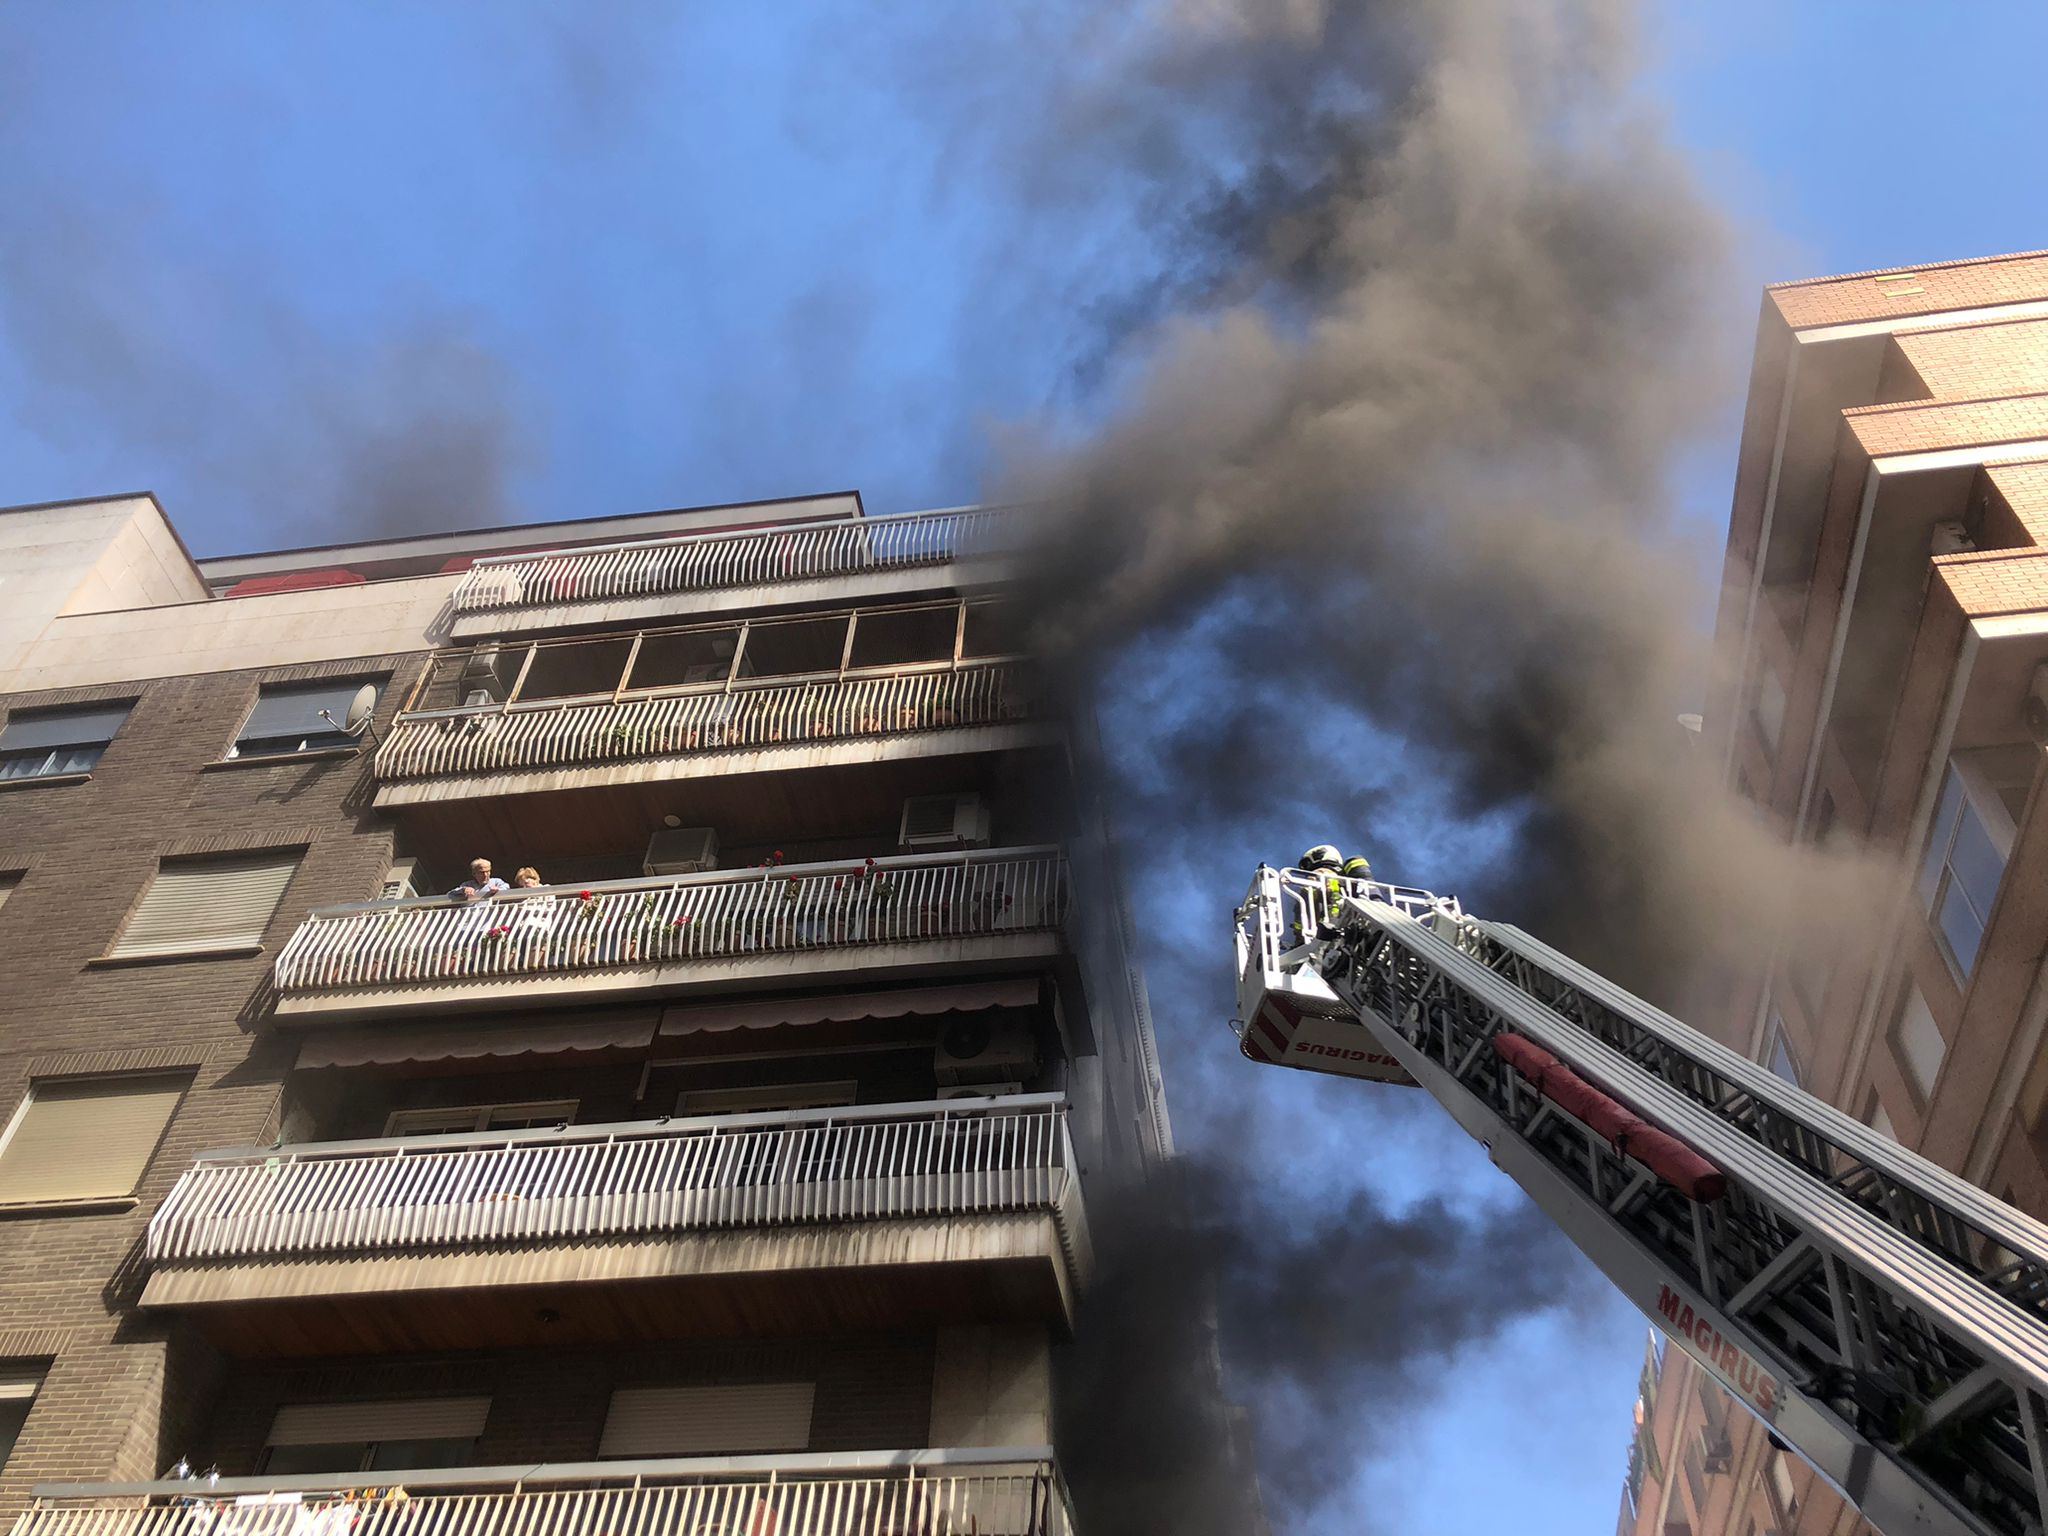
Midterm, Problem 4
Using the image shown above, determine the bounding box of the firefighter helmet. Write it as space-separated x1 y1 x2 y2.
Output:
1299 844 1342 872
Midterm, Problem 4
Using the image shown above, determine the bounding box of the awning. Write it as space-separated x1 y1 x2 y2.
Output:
659 978 1040 1037
296 1008 657 1068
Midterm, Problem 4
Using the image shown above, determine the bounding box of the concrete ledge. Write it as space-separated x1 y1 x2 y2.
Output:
272 933 1062 1019
370 722 1066 807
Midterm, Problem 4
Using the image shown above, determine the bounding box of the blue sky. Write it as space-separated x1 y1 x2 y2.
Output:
4 3 2048 1531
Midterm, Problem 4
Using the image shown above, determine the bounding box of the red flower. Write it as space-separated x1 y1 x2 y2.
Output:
577 890 594 901
487 925 511 938
670 915 691 927
833 878 844 889
774 850 785 860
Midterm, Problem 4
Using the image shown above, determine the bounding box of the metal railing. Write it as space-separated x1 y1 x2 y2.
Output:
146 1097 1084 1274
1234 864 1459 986
18 1454 1073 1536
272 848 1067 996
375 660 1036 784
450 506 1021 614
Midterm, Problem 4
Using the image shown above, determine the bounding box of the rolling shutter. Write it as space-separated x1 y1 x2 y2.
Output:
599 1384 815 1458
0 1075 188 1205
237 684 361 746
0 1367 44 1402
268 1397 491 1447
110 854 298 958
0 705 130 752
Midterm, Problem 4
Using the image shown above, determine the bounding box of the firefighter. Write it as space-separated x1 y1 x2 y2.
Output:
1298 845 1346 936
1341 852 1373 890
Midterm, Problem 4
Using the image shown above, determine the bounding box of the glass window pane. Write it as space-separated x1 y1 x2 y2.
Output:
1918 768 1964 910
0 705 129 753
1937 880 1986 977
0 1398 30 1468
235 682 373 755
1949 802 2007 919
263 1442 367 1475
368 1437 475 1472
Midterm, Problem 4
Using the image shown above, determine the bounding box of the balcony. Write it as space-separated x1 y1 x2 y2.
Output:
377 603 1053 806
139 1098 1089 1350
446 505 1024 637
23 1453 1073 1536
272 848 1067 1018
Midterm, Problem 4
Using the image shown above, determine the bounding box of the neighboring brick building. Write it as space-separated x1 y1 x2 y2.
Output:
0 490 1173 1533
1620 250 2048 1535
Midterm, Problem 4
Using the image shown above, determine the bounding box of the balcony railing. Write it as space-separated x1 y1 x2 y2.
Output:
375 660 1037 785
450 505 1020 614
146 1097 1085 1274
21 1453 1072 1536
272 848 1067 997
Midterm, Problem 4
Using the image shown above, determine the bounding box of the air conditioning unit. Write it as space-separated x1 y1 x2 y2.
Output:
899 792 991 851
644 826 719 876
938 1081 1026 1101
459 648 507 707
934 1015 1037 1086
1930 519 1976 556
2026 662 2048 745
379 858 419 901
1695 1424 1732 1474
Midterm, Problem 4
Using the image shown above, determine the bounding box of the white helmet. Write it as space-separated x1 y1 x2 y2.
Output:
1299 844 1342 872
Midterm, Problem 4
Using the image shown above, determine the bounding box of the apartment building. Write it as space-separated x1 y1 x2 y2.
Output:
0 488 1171 1534
1619 249 2048 1536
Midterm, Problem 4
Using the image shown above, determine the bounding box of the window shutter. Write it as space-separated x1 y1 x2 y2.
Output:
268 1397 490 1447
0 1075 188 1205
239 685 361 744
0 705 130 752
599 1384 814 1458
110 855 298 958
0 1367 44 1402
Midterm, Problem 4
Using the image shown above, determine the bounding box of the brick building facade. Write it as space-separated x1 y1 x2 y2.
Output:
0 491 1173 1533
1620 250 2048 1535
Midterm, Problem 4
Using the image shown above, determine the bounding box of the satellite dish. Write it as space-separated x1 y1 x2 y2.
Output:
343 683 379 735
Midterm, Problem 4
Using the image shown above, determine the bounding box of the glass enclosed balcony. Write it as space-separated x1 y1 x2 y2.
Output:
375 600 1051 805
445 504 1025 636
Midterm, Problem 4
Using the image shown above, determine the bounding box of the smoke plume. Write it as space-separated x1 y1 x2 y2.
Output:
955 0 1896 1528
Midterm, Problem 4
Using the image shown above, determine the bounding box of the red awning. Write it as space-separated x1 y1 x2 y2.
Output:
224 568 367 597
296 1009 657 1068
658 978 1040 1037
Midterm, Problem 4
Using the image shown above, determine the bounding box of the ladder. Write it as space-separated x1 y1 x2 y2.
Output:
1233 865 2048 1536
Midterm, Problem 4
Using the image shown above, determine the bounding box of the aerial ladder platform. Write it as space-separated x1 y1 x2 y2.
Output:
1233 864 2048 1536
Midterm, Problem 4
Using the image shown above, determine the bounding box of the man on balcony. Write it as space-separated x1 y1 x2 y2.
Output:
448 857 509 902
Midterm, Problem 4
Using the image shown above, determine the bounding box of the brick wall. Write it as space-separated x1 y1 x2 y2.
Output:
1894 317 2048 403
0 655 424 1512
1771 249 2048 330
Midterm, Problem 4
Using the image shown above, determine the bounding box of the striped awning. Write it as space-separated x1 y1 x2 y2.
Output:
296 1008 657 1068
659 978 1039 1037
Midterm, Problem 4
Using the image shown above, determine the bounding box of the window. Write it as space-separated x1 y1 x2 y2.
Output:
262 1397 489 1475
1918 755 2026 981
107 852 298 959
1891 984 1947 1100
0 703 129 782
598 1383 814 1458
1765 1017 1801 1089
0 1365 44 1469
1752 667 1788 753
230 680 374 758
0 1074 188 1206
385 1101 577 1136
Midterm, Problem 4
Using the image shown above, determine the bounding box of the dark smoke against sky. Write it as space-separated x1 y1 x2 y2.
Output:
4 2 2048 1532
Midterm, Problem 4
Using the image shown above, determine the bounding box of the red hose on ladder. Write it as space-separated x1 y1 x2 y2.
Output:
1492 1033 1727 1203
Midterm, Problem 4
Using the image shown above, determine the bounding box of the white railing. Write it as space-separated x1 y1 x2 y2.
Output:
451 506 1021 614
272 848 1067 996
1234 863 1457 986
375 661 1035 783
19 1454 1073 1536
146 1097 1085 1278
